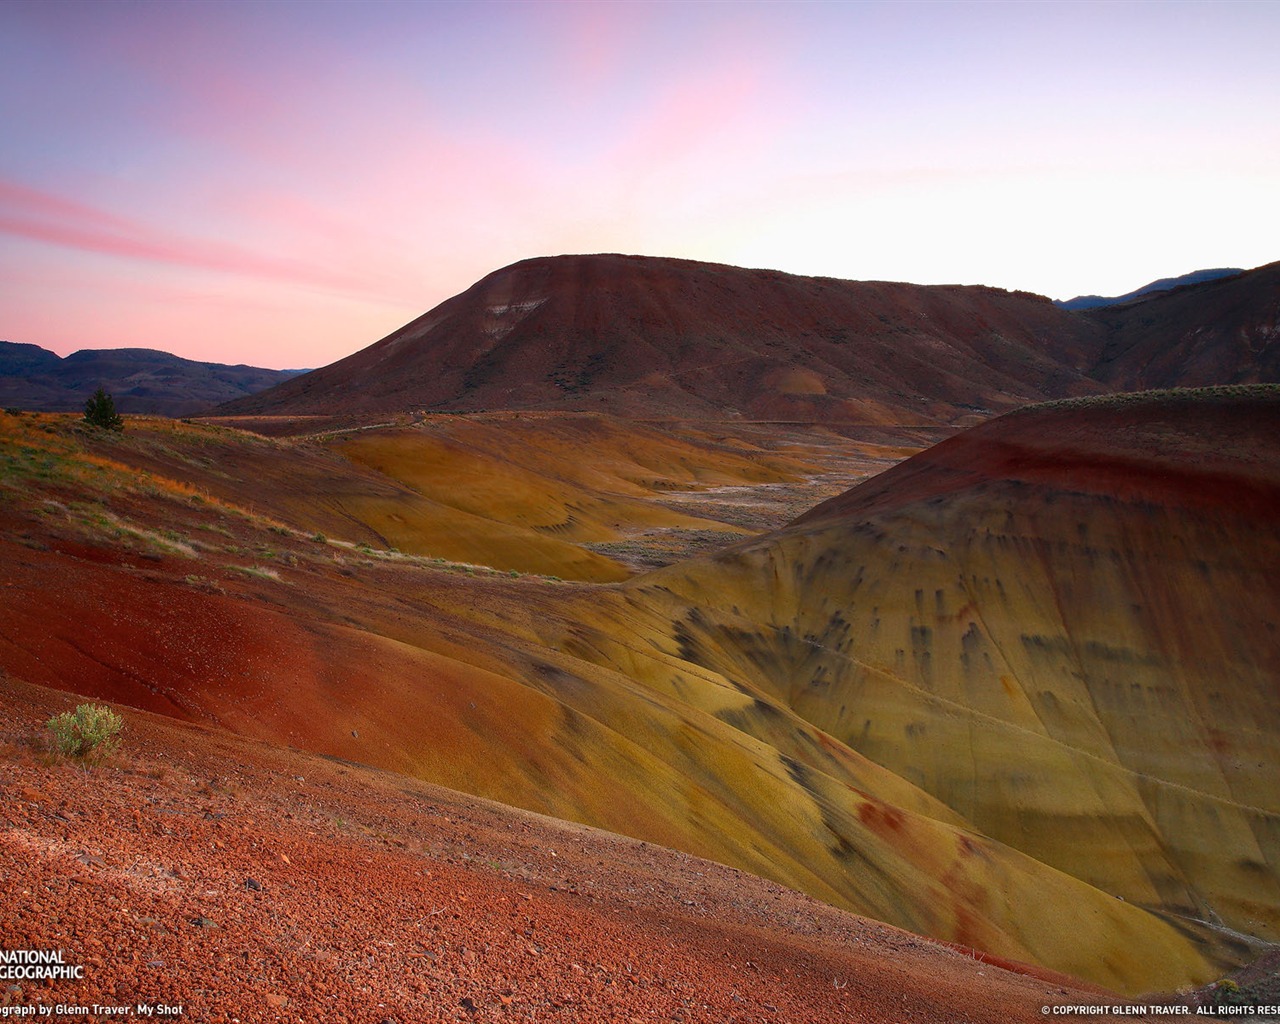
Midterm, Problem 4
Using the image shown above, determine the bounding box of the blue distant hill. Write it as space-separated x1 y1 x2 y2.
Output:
1055 268 1244 311
0 341 307 416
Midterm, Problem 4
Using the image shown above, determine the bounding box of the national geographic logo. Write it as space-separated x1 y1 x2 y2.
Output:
0 949 83 981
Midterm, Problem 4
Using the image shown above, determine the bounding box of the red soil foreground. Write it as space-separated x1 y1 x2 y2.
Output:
0 677 1122 1023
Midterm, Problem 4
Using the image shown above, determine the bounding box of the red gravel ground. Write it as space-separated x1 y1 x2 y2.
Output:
1 677 1125 1023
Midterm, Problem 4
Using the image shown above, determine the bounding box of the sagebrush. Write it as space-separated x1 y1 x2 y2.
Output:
47 703 123 761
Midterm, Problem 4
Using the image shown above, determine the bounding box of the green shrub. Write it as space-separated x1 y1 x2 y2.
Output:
83 388 123 431
46 703 123 761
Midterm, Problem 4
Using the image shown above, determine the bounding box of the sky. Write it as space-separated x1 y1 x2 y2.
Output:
1 1 1277 370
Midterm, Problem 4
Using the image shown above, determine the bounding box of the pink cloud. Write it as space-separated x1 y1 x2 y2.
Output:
0 178 399 301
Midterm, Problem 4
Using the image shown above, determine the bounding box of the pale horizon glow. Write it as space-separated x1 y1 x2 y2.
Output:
2 0 1277 369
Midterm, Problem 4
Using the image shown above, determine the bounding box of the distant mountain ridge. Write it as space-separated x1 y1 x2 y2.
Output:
0 341 305 417
1055 267 1244 311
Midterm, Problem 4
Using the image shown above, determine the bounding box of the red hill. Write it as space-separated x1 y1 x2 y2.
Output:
220 254 1105 424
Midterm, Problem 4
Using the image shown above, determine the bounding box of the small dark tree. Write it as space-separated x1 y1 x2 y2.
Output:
83 387 123 431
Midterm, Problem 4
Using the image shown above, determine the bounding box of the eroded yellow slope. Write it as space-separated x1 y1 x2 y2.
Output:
570 391 1280 982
